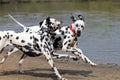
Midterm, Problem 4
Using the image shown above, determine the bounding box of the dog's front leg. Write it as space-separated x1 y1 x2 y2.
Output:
19 54 27 73
73 48 97 66
43 48 67 80
62 44 97 66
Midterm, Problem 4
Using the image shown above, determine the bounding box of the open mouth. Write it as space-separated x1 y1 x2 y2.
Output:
77 30 81 36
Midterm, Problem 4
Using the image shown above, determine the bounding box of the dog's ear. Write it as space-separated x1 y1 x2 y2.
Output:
46 17 51 24
78 15 85 21
71 15 76 22
39 21 43 26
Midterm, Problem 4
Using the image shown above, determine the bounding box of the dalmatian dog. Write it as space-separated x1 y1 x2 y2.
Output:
0 19 66 80
0 14 61 64
50 15 97 66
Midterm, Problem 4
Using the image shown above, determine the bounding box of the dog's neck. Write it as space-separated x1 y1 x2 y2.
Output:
69 24 75 33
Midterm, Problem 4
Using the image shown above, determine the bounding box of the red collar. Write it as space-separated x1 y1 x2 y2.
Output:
69 24 75 33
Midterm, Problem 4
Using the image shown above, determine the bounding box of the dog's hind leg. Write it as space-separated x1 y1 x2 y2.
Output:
0 47 19 64
52 52 77 61
19 54 27 73
0 48 4 54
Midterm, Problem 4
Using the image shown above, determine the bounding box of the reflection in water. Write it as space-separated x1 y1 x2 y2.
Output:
0 1 120 64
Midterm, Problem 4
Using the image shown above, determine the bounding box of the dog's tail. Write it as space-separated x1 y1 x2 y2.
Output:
8 14 26 31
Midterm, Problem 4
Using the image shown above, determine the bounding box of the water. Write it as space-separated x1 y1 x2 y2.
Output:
0 1 120 64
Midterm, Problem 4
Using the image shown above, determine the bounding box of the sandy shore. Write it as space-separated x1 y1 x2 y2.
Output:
0 51 120 80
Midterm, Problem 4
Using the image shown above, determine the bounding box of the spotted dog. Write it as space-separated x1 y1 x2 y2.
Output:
0 19 66 80
51 15 97 66
0 15 61 64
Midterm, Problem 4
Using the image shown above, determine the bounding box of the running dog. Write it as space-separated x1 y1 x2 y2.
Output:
0 18 66 80
0 15 61 63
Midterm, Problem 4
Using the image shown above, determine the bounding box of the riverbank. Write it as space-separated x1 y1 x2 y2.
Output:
0 0 120 4
0 51 120 80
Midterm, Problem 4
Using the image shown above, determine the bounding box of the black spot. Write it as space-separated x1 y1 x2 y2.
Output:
39 21 43 26
48 42 51 46
64 41 67 45
59 30 62 32
21 40 25 43
0 37 1 40
62 31 64 35
3 36 5 38
66 27 68 30
30 36 33 39
34 37 39 42
39 48 42 52
75 37 77 41
67 36 70 38
64 35 66 39
11 35 13 37
45 38 48 41
53 63 55 67
9 48 14 52
47 59 49 62
10 40 12 43
51 67 54 71
67 46 70 49
68 40 71 42
26 28 30 32
68 44 71 46
24 45 31 49
20 54 25 60
16 36 19 39
28 43 32 46
51 35 55 39
58 37 61 40
40 44 42 47
29 32 32 34
84 58 88 63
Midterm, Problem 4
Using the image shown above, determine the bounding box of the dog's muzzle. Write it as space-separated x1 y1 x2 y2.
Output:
77 30 81 36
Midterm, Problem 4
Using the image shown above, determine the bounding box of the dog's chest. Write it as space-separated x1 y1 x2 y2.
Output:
53 29 75 49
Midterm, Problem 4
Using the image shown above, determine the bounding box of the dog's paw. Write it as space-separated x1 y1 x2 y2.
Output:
91 63 97 67
61 78 68 80
19 71 25 74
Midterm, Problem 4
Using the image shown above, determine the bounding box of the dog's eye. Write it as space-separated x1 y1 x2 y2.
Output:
76 24 78 27
81 25 84 30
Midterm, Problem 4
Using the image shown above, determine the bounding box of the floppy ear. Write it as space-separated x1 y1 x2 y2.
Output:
46 17 51 24
39 21 43 26
78 15 85 21
71 15 76 22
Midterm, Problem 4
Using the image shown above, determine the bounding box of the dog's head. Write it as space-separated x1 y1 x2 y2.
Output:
70 15 85 36
39 17 61 32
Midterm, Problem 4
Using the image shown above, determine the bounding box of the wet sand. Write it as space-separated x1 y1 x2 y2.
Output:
0 51 120 80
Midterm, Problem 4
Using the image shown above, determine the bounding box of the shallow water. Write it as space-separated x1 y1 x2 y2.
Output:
0 1 120 64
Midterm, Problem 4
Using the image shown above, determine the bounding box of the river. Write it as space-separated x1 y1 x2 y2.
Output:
0 1 120 64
